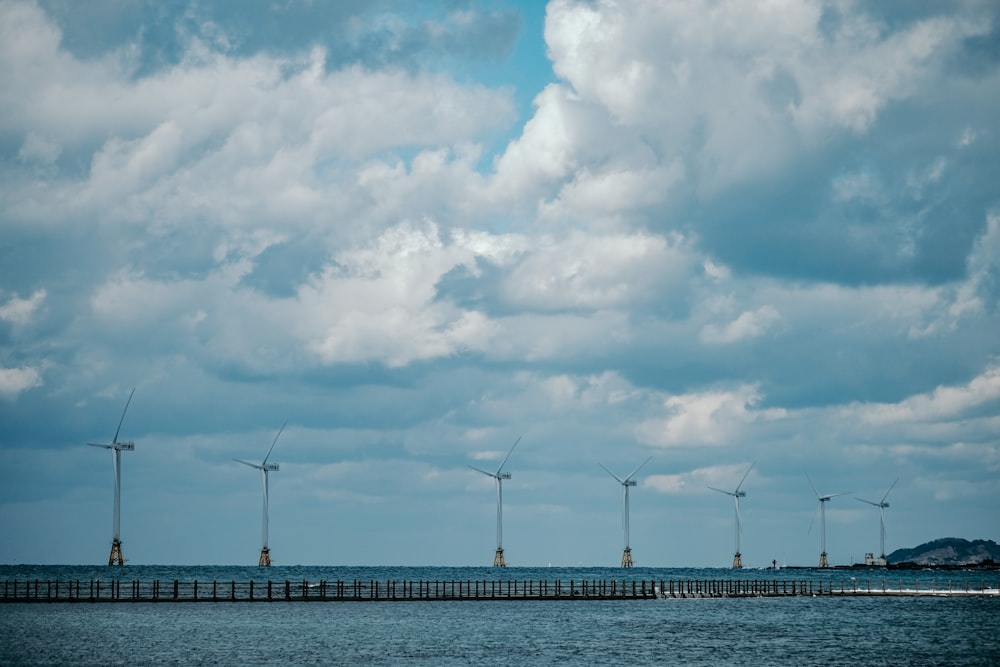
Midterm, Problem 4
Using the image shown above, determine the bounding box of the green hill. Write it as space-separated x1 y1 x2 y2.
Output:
887 538 1000 565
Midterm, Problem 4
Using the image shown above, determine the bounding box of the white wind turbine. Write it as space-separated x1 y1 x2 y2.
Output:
87 388 136 566
600 456 652 568
807 474 848 568
235 422 285 566
468 436 521 567
708 462 754 569
857 477 899 562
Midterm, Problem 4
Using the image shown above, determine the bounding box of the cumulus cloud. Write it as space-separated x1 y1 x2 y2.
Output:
700 305 780 344
502 231 692 311
0 366 43 397
636 384 787 448
854 364 1000 426
0 289 46 325
543 0 988 192
300 221 500 367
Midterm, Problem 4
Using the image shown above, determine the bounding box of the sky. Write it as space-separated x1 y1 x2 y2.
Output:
1 0 998 568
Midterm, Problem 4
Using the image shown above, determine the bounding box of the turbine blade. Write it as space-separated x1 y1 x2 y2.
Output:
599 463 625 485
112 387 136 445
467 464 496 478
808 503 819 534
262 420 287 465
823 491 850 500
881 477 899 504
735 462 755 493
806 473 820 499
856 497 879 506
234 458 262 469
707 486 734 496
623 456 653 482
495 436 521 475
87 442 112 449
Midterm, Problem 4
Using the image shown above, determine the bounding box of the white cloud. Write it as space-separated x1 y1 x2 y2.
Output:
636 384 787 447
300 221 500 367
854 364 1000 426
0 289 46 325
700 305 780 345
0 4 515 232
540 0 989 194
0 366 42 396
502 231 692 311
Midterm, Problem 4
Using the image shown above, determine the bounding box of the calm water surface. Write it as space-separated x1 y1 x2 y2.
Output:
2 566 998 666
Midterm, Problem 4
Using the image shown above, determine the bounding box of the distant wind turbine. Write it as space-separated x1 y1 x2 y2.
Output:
468 436 521 567
600 456 652 568
708 462 754 568
235 422 285 566
87 388 137 566
857 478 899 561
807 474 848 568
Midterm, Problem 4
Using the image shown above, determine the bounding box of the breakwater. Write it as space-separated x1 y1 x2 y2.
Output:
3 578 997 602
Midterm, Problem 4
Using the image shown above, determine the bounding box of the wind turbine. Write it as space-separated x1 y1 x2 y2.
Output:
87 388 136 566
235 422 285 566
708 462 754 568
468 436 521 567
807 474 848 568
600 456 652 568
857 477 898 562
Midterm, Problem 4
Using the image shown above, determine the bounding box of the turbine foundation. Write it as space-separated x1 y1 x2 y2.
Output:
493 548 506 567
108 539 124 566
621 547 634 568
818 551 829 568
732 552 743 569
259 547 272 567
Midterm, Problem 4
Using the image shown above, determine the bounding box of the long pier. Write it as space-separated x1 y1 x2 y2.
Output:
2 579 997 603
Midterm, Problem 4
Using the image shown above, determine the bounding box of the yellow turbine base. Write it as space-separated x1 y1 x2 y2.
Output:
733 552 743 569
819 552 829 568
621 548 634 568
493 549 506 567
108 540 124 566
259 548 272 567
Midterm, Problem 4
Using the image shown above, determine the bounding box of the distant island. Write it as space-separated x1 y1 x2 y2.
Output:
885 538 1000 569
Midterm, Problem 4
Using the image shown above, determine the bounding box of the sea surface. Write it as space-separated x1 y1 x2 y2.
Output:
2 565 998 666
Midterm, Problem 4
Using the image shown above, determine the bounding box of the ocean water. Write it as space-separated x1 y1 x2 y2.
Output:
2 566 998 666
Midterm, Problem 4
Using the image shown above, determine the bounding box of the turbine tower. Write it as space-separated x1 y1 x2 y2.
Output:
807 474 848 568
600 456 652 568
87 387 136 566
235 421 285 566
468 436 521 566
708 462 754 568
857 477 898 561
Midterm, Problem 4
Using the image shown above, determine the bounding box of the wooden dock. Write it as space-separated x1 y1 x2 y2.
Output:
2 579 997 603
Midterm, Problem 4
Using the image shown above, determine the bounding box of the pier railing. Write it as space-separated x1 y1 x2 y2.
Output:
2 578 997 603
